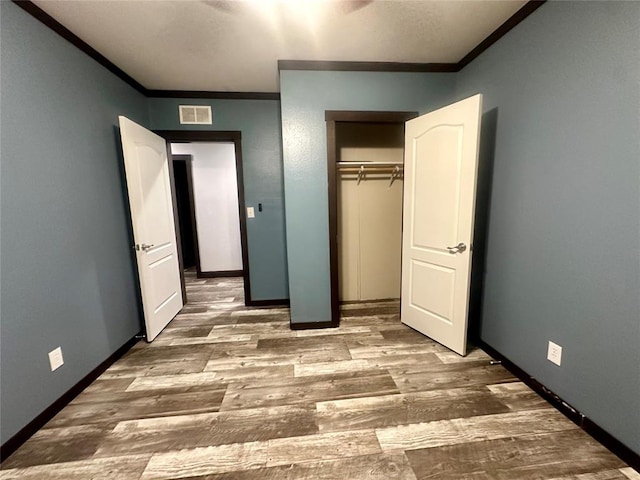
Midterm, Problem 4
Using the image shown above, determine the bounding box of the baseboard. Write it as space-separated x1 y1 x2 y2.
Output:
198 270 244 278
478 341 640 472
581 417 640 472
290 320 339 330
246 299 290 307
0 333 141 462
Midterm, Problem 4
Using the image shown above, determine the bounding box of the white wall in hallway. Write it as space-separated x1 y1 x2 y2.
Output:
171 142 243 272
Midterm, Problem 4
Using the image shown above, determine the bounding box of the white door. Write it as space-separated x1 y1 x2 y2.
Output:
400 94 483 356
119 116 183 341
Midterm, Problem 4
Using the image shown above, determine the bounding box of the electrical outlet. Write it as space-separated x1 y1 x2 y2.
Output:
48 347 64 371
547 341 562 366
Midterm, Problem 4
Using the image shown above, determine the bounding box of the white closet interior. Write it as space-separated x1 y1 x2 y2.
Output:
337 122 405 302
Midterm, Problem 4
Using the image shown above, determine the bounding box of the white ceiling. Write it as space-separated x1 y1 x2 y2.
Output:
33 0 527 93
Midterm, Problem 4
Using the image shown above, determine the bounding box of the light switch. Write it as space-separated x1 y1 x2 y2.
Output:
247 207 255 218
49 347 64 371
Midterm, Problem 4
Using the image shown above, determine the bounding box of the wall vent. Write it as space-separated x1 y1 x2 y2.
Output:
179 105 212 125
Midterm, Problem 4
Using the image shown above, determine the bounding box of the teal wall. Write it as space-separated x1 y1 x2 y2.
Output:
279 71 456 323
1 2 148 443
456 1 640 453
148 99 288 301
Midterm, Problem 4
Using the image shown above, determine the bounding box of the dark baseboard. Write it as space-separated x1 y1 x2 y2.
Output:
478 341 640 472
246 299 290 307
198 270 244 278
582 417 640 472
290 320 339 330
0 333 140 462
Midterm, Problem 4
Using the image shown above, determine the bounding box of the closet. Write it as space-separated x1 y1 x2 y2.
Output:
336 122 405 302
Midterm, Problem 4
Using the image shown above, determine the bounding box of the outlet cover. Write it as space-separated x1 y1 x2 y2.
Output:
547 341 562 366
48 347 64 371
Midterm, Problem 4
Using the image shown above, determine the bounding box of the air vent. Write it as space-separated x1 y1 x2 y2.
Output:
179 105 212 125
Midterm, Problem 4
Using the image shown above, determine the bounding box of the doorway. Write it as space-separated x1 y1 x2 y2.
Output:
171 142 243 277
171 154 197 270
326 111 418 326
155 130 252 305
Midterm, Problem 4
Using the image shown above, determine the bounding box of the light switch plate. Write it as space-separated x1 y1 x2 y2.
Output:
49 347 64 371
547 341 562 366
247 207 255 218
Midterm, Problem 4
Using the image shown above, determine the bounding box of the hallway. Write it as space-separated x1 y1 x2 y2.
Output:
0 272 634 479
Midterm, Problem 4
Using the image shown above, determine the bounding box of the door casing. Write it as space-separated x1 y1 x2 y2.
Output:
155 130 253 305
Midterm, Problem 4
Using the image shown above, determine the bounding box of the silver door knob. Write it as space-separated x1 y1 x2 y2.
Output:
141 243 155 252
446 242 467 254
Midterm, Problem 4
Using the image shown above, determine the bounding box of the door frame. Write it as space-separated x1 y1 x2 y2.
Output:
155 130 252 305
325 111 418 326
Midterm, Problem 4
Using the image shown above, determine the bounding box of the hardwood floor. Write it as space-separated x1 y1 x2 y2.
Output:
1 272 636 479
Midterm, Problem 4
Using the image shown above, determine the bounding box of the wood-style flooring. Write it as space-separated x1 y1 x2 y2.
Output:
2 272 637 479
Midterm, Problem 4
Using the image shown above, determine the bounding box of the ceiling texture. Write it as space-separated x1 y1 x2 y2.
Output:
31 0 529 93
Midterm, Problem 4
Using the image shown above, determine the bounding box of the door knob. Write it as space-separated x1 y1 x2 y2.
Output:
446 242 467 254
140 243 155 252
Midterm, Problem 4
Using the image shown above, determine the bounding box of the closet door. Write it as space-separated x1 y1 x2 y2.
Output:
401 94 482 356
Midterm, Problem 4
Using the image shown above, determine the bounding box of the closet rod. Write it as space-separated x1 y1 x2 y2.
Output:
339 167 402 172
337 161 403 168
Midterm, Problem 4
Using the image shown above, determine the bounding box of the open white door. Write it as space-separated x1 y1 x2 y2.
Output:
119 116 183 341
400 94 482 356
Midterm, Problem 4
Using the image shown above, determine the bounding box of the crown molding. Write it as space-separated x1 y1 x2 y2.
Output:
14 0 547 97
